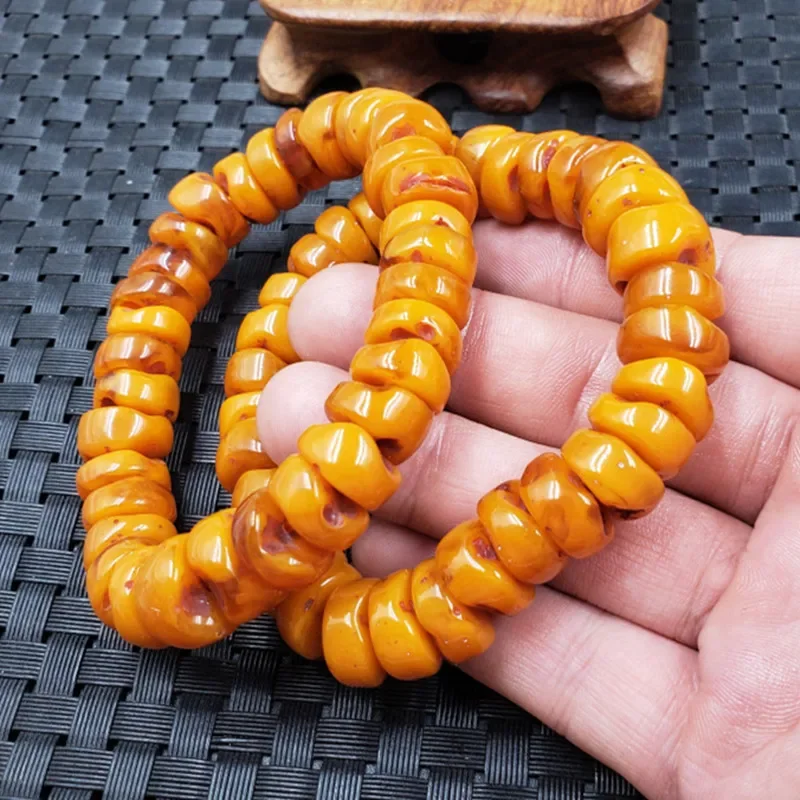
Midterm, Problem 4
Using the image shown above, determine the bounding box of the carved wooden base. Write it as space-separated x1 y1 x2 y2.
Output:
258 14 667 119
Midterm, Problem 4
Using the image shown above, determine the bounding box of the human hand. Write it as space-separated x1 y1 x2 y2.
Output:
256 219 800 800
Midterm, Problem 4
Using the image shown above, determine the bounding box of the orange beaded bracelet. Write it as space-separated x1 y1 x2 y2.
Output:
77 88 729 687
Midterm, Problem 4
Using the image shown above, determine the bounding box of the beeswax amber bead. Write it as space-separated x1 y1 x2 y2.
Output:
94 333 182 382
268 454 369 551
347 192 383 248
83 513 176 570
479 131 531 224
258 272 306 308
617 305 730 381
368 569 443 680
325 381 433 464
149 212 229 281
623 263 725 320
336 89 409 166
128 245 211 309
365 298 462 375
78 407 173 460
111 272 198 323
168 172 250 247
82 476 177 530
379 200 472 253
224 348 285 396
275 108 328 190
435 520 536 615
236 305 299 364
519 453 612 559
218 391 261 438
454 125 515 201
607 202 715 292
288 233 347 277
368 98 454 157
297 91 359 181
245 127 304 210
94 369 180 421
276 552 360 660
517 130 578 219
213 153 279 225
106 305 191 358
350 340 451 413
231 468 275 508
86 539 146 627
216 417 276 492
315 206 377 264
562 429 664 517
477 481 566 584
546 135 604 227
76 450 171 500
298 421 401 511
612 357 713 441
411 558 495 663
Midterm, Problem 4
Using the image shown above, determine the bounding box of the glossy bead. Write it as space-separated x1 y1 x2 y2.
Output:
288 233 347 277
216 417 277 492
546 135 605 227
435 520 536 615
258 272 307 308
82 476 177 530
368 98 454 157
517 130 578 219
94 369 180 421
212 153 279 225
588 393 696 479
298 421 401 511
411 558 495 663
231 488 333 590
168 172 250 247
580 165 688 255
479 131 530 224
77 407 173 460
335 88 408 168
322 577 386 688
268 454 369 551
562 429 665 517
379 200 472 253
623 263 725 320
245 127 304 210
617 305 730 381
297 91 359 181
128 245 211 309
231 468 276 508
275 552 360 660
83 513 176 569
76 450 171 500
218 391 261 438
607 202 716 292
111 271 198 323
236 305 299 364
325 380 433 464
612 357 713 441
224 348 285 396
274 108 328 190
315 206 377 264
368 569 443 679
350 340 451 413
86 539 147 627
375 261 472 329
347 192 383 248
454 125 515 203
106 305 191 358
477 481 566 584
94 333 182 382
149 212 229 281
519 453 612 559
365 298 462 375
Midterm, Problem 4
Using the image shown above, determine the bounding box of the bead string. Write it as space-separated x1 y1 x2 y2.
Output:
77 89 729 686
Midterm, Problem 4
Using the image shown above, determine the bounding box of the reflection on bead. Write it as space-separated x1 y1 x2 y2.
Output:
368 98 454 157
236 304 299 364
76 450 172 500
518 130 578 219
258 272 307 308
288 233 347 277
149 212 229 281
95 333 182 382
128 245 211 309
275 108 328 190
94 369 180 420
78 406 173 460
218 391 261 438
231 468 275 508
546 135 604 228
83 513 176 570
111 271 198 323
224 348 286 396
216 417 276 492
454 125 515 210
623 263 725 320
479 131 530 224
82 476 177 530
347 192 383 248
297 91 360 181
213 152 279 225
245 127 304 210
315 206 377 264
106 305 191 358
379 200 472 253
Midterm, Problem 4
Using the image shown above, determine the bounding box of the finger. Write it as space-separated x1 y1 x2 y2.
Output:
258 361 750 647
287 264 800 524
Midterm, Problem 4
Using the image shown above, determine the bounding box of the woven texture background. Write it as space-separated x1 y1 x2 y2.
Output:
0 0 798 798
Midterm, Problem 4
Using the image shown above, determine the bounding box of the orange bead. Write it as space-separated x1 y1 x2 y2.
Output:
149 212 229 281
315 206 377 264
298 421 401 511
268 454 369 551
375 261 472 329
82 476 177 531
297 91 359 181
607 202 716 292
93 369 180 421
588 393 696 479
623 263 725 320
325 380 433 464
76 450 171 500
218 391 261 438
517 130 579 219
477 481 566 584
274 108 328 190
111 271 198 323
368 98 454 157
128 245 211 309
347 192 383 248
350 340 451 413
236 304 299 364
78 407 173 460
231 488 333 590
382 155 478 225
365 298 462 375
333 88 383 167
288 233 347 278
245 127 304 210
83 513 176 569
224 348 285 397
275 552 360 660
257 272 307 308
94 333 182 382
612 357 713 441
519 453 612 559
562 429 665 517
435 520 536 615
546 135 605 228
322 577 386 688
168 172 250 247
617 305 730 381
379 200 472 253
368 569 442 680
381 224 477 286
86 539 147 627
410 558 495 663
106 305 191 358
454 125 515 203
479 131 531 224
231 468 276 508
212 152 279 225
216 417 276 492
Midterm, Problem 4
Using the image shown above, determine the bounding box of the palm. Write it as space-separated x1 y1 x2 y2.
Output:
256 219 800 800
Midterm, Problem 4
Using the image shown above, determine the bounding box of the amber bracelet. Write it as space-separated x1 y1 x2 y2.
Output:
76 88 729 687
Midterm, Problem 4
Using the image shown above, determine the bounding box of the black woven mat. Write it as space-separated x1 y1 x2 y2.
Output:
0 1 798 798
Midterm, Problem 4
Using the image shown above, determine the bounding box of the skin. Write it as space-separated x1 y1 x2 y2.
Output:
256 220 800 800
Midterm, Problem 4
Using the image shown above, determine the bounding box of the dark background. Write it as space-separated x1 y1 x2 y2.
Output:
0 0 797 798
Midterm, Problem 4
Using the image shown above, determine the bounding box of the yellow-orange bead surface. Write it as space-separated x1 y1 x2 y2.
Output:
93 369 180 420
78 406 173 460
213 152 279 225
224 348 285 396
236 305 299 364
106 305 191 358
623 263 725 320
149 212 229 281
76 450 171 500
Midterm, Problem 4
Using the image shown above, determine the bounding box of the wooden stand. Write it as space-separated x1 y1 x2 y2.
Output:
258 0 667 119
